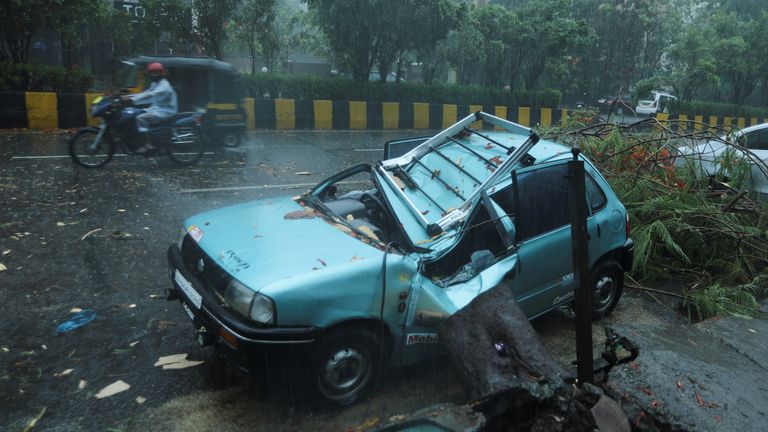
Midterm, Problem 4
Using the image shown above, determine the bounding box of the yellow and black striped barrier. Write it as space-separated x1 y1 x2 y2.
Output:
2 92 766 131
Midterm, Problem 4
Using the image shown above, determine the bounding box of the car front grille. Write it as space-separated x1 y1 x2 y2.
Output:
180 234 232 301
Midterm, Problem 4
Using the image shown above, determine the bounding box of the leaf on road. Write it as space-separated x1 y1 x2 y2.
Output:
695 392 705 407
154 353 188 367
136 396 146 404
70 308 82 313
162 359 204 370
80 228 102 240
0 263 6 272
295 171 311 175
56 222 66 227
95 380 130 399
110 231 134 240
22 406 46 432
2 250 9 255
78 380 87 389
54 368 73 377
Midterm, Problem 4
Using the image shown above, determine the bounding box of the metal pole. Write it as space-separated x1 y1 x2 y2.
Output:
569 146 593 385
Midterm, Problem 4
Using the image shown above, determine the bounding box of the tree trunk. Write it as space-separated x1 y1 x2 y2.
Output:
438 283 630 431
439 284 569 402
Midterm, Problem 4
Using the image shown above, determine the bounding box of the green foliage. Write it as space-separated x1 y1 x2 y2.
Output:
0 63 93 93
560 125 768 321
241 73 561 107
683 283 758 322
306 0 459 83
0 0 108 63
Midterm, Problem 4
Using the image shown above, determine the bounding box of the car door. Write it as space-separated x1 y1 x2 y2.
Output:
743 128 768 195
489 161 575 317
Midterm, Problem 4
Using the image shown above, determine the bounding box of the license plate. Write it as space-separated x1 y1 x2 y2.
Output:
181 302 195 321
174 270 202 309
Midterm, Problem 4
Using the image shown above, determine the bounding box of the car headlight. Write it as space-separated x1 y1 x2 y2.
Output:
224 279 275 325
249 293 275 324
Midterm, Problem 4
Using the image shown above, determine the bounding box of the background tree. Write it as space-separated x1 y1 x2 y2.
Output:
0 0 108 64
232 0 276 74
143 0 240 60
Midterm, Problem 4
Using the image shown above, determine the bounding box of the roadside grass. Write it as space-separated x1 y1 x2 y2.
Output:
543 118 768 321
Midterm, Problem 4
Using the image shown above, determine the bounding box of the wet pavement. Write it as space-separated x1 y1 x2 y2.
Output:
0 130 766 431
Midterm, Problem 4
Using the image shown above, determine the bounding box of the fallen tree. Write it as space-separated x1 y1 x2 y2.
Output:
437 284 631 431
545 118 768 320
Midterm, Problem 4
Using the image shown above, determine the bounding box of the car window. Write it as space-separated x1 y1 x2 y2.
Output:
745 129 768 150
585 172 607 212
493 163 571 241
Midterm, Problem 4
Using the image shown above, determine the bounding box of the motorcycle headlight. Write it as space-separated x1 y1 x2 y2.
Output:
224 280 275 325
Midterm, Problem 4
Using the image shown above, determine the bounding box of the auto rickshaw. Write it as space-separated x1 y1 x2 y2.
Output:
120 56 247 147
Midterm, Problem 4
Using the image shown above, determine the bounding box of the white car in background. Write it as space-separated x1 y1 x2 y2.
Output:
677 123 768 197
636 91 678 115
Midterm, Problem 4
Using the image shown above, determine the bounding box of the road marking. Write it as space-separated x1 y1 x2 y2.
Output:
179 183 318 193
11 152 215 160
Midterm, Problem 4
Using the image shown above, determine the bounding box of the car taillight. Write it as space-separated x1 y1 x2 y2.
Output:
625 213 630 239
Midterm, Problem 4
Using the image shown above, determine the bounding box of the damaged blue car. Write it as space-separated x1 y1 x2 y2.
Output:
166 111 634 405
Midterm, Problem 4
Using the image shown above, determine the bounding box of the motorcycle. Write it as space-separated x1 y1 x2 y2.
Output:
68 95 206 168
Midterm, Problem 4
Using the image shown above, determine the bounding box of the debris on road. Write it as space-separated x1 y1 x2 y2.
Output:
95 380 130 399
54 368 73 377
56 222 66 227
22 407 46 432
153 353 204 370
136 396 146 404
0 263 6 272
78 380 87 389
110 231 135 240
55 309 96 333
295 171 311 175
80 228 102 240
153 353 188 366
69 308 82 313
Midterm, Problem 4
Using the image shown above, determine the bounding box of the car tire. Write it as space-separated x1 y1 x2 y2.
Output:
312 328 380 406
590 260 624 320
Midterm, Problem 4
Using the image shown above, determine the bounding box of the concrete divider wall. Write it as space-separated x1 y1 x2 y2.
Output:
1 92 766 131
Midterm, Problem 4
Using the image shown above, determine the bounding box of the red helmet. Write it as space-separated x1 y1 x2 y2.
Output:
147 62 165 74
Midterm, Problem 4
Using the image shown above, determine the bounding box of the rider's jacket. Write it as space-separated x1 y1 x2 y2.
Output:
129 78 178 119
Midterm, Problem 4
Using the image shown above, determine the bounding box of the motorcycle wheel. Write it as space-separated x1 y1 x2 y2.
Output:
221 131 242 148
69 128 114 168
166 126 205 165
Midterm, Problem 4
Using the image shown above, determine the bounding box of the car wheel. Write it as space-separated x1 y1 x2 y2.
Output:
590 260 624 320
313 328 380 406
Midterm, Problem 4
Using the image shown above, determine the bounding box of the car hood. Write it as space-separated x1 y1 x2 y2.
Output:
184 196 383 292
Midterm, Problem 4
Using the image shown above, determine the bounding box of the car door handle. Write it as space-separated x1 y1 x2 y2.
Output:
596 223 601 238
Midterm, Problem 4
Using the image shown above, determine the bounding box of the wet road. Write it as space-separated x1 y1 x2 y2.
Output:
0 130 750 431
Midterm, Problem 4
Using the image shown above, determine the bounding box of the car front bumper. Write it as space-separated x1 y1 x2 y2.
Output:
166 244 321 369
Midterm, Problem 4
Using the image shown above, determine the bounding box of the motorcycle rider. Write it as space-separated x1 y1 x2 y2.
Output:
123 62 178 154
